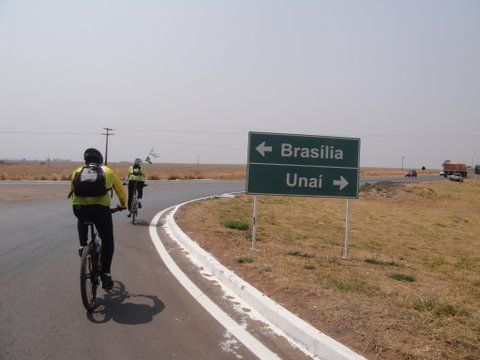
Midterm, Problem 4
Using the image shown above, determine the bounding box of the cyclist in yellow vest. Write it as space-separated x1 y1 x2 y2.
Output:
127 158 147 217
70 148 127 289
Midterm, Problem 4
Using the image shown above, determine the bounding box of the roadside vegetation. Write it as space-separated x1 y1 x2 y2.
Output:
0 160 246 181
177 179 480 359
0 160 443 181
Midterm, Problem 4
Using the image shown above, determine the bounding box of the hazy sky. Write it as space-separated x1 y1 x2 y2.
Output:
1 0 479 168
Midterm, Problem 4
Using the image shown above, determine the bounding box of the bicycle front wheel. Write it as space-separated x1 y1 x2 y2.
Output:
132 208 137 224
131 191 138 225
80 245 99 311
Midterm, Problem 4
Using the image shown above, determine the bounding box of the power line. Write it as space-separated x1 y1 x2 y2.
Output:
358 134 480 138
1 130 478 139
115 134 243 150
114 128 244 135
0 130 100 135
115 130 480 139
114 129 480 138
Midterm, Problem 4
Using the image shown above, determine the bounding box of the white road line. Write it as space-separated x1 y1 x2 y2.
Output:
149 207 281 360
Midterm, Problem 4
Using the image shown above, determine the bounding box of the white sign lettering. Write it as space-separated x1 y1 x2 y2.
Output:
281 143 343 160
286 173 323 188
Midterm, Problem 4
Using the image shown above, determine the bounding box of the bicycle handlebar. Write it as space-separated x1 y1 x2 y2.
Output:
111 206 125 214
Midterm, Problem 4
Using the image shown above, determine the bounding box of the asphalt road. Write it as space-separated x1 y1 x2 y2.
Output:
0 175 442 360
1 180 320 360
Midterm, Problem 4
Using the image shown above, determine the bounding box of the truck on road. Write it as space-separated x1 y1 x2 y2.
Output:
442 161 467 178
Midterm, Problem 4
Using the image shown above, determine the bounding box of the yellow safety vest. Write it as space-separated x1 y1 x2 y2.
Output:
127 165 146 182
70 165 127 207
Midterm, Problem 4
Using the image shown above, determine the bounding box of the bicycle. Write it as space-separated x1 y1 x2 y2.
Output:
129 182 146 225
80 207 122 311
130 183 139 224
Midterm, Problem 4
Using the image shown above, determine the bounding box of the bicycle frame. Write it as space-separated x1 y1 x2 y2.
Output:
131 185 139 212
88 223 101 270
130 182 140 224
79 207 122 311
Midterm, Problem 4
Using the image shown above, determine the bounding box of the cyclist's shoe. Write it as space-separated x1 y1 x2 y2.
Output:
138 202 142 209
127 211 132 218
101 273 114 289
78 246 85 257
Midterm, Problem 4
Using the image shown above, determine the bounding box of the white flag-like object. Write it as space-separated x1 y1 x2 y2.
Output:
149 148 160 158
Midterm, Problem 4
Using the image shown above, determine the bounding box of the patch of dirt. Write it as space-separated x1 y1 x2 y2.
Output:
359 181 402 198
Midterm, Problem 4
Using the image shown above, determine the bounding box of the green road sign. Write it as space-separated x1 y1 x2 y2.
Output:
247 132 360 198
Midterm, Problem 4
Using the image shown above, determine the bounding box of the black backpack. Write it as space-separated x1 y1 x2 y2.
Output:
132 163 141 175
73 164 108 197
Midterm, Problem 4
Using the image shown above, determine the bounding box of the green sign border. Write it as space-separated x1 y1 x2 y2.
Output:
248 132 360 168
246 131 361 199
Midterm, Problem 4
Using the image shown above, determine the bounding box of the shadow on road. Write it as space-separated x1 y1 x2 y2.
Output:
87 280 165 324
131 219 151 226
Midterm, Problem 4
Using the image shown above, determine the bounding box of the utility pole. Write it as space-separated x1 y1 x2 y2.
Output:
102 127 114 165
401 156 405 170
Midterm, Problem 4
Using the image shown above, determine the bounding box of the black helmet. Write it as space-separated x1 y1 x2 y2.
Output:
84 148 103 164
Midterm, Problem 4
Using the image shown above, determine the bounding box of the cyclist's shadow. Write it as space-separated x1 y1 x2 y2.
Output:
87 281 165 325
132 219 150 226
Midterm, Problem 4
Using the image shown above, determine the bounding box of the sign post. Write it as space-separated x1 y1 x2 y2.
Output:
246 132 360 256
252 195 258 250
343 199 351 259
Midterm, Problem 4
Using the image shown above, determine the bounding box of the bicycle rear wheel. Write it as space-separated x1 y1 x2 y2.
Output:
80 245 99 311
131 189 138 225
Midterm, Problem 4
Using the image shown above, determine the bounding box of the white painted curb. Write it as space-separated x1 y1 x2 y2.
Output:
150 206 281 360
164 194 366 360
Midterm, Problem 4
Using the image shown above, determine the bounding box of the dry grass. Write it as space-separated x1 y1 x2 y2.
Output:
0 161 245 180
0 160 443 181
176 179 480 359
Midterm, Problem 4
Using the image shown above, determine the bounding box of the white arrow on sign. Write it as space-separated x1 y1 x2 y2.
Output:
256 141 273 157
333 176 349 190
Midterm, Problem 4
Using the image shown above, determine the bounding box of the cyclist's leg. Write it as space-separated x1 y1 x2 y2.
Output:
134 181 143 209
127 181 134 211
92 206 114 275
137 181 144 199
73 205 88 246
